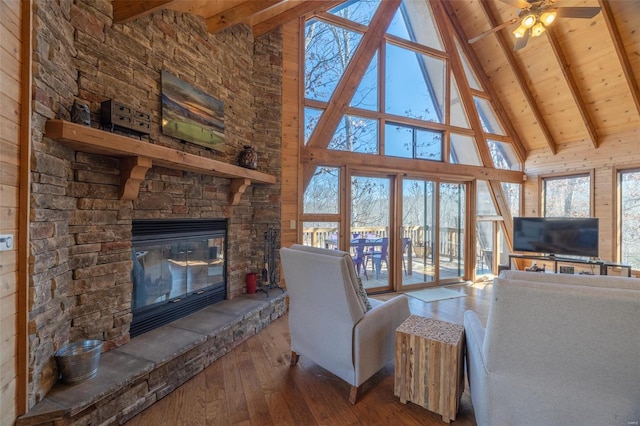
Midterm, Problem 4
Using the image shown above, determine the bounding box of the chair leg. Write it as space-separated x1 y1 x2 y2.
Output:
348 385 359 404
290 351 300 366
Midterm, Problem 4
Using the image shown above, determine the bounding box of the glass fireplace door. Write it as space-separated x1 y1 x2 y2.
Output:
131 219 227 337
133 235 225 310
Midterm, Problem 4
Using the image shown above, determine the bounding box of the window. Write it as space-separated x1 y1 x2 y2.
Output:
304 19 363 103
620 169 640 268
304 166 340 214
385 42 445 123
543 174 591 217
384 123 442 160
329 115 378 154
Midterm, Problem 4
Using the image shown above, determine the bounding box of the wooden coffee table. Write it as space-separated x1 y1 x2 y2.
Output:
394 315 465 423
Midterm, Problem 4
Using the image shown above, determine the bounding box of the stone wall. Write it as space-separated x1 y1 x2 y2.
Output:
29 0 281 407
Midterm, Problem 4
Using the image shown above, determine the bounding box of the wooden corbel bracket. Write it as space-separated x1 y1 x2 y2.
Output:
119 156 152 200
229 178 251 206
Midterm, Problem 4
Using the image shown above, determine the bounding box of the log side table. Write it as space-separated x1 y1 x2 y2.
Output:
394 315 465 423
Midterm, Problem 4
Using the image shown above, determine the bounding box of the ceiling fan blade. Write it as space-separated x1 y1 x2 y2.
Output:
468 18 519 44
555 7 601 19
514 29 530 51
499 0 532 9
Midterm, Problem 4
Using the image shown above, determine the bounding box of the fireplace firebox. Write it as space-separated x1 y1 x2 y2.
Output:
130 219 227 337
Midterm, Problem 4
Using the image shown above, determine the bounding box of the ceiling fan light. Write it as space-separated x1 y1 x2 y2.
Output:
540 11 557 26
513 25 527 39
531 22 546 37
522 14 536 28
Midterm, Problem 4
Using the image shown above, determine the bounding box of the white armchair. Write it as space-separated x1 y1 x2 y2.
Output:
280 244 410 403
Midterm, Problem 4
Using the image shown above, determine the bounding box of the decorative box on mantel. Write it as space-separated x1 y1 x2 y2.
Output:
44 120 276 204
101 100 151 138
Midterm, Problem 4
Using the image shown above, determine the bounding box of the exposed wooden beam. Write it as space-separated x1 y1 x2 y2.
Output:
205 0 284 34
301 147 524 183
440 0 528 162
478 0 557 156
253 1 344 37
112 0 175 24
302 0 401 187
599 0 640 118
545 27 599 148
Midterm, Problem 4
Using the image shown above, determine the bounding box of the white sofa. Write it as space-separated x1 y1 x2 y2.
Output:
280 244 410 403
465 270 640 426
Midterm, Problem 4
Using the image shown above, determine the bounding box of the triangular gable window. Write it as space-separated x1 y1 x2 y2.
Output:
477 181 498 216
350 51 378 111
450 133 481 166
450 75 470 128
455 38 481 91
488 140 521 171
328 0 381 26
474 97 505 136
385 42 445 123
304 19 363 102
304 107 323 145
329 115 378 154
387 0 443 51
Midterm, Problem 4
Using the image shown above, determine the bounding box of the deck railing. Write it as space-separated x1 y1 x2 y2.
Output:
302 226 462 260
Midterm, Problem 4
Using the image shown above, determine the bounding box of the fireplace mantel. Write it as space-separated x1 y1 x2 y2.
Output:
45 120 276 205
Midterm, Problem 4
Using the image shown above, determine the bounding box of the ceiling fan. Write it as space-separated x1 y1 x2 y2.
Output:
468 0 601 51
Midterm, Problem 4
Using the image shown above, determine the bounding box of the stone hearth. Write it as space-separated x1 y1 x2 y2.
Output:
18 289 287 425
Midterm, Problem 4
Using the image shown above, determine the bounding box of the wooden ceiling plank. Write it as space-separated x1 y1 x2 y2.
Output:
478 0 557 156
205 0 285 34
253 1 345 37
302 0 401 187
440 0 528 162
598 0 640 118
545 27 599 148
112 0 176 24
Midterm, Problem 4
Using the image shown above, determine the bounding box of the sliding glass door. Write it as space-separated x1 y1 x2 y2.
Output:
439 182 466 282
401 179 436 287
350 174 392 291
401 178 467 289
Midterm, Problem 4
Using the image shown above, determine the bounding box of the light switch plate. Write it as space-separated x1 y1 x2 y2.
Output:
0 234 14 251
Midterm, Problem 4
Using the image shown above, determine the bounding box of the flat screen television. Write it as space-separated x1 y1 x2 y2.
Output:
513 217 599 258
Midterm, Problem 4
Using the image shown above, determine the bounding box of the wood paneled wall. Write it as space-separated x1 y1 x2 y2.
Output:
280 19 301 250
1 0 29 421
523 128 640 268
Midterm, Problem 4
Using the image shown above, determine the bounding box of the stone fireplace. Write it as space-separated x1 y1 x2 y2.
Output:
27 0 283 410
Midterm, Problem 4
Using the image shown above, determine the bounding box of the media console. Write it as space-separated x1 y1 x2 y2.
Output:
508 254 632 277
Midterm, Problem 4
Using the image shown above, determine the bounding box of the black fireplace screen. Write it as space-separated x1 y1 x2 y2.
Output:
130 219 227 337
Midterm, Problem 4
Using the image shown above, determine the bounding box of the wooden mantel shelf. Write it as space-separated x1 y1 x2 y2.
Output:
45 120 276 205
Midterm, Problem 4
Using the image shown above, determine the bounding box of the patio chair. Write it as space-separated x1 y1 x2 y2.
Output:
371 237 388 279
351 238 369 279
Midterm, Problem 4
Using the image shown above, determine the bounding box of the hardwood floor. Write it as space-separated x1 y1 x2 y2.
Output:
126 281 492 426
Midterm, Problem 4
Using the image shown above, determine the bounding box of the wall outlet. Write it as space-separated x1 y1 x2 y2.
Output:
290 220 296 230
0 234 14 251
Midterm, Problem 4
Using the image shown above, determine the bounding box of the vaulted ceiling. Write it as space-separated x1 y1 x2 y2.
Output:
112 0 640 159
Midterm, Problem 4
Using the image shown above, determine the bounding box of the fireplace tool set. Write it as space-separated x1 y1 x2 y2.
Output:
258 226 284 296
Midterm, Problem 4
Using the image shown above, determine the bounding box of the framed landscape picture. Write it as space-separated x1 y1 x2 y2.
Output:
161 70 225 151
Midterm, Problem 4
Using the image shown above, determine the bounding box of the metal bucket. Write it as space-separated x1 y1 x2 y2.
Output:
55 340 103 383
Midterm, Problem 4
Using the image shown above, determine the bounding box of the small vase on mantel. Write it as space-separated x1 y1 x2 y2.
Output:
238 145 258 170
